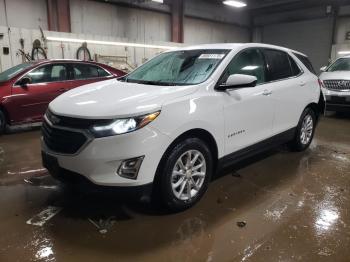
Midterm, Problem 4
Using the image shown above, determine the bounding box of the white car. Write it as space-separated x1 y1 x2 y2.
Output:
42 43 323 211
320 56 350 112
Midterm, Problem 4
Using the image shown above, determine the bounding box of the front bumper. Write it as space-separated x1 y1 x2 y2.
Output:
322 88 350 112
41 125 172 187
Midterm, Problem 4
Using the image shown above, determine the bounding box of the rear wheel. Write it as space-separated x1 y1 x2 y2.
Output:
289 108 316 152
157 138 213 212
0 110 6 135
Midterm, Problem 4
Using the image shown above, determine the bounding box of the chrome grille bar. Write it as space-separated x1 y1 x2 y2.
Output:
323 80 350 91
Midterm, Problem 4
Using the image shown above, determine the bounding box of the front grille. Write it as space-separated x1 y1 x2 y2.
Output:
42 120 88 154
46 110 110 129
323 80 350 91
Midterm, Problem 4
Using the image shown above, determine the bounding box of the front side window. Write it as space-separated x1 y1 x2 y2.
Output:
123 49 230 86
264 49 294 81
72 64 109 79
327 58 350 72
221 48 266 85
22 64 68 84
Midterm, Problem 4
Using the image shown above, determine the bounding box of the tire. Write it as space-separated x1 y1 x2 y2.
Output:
289 108 316 152
156 138 213 212
0 110 6 135
76 46 92 61
31 47 47 60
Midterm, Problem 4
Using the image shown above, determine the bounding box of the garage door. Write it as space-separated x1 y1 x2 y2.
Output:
262 17 333 73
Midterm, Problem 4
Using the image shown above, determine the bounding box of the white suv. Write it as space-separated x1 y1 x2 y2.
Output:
320 56 350 112
42 43 322 211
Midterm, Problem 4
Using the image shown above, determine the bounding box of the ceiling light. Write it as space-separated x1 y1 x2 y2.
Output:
151 0 163 3
338 51 350 55
46 36 177 50
223 0 247 8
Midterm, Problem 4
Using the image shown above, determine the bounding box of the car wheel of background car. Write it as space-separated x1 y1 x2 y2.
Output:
156 137 213 212
289 108 316 152
0 110 6 135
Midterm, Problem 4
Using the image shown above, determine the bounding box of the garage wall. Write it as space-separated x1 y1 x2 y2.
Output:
184 18 250 45
0 0 48 30
70 0 172 43
261 18 333 72
70 0 250 45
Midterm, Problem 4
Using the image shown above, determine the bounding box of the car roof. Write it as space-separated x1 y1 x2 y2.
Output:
174 43 307 57
34 59 106 66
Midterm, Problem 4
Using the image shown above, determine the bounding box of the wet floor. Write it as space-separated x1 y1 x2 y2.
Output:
0 114 349 262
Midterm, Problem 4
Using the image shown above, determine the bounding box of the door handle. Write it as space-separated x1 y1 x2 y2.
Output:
299 81 306 86
58 88 68 92
262 89 272 96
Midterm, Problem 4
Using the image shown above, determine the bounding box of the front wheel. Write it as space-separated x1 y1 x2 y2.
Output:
289 108 316 152
157 138 213 212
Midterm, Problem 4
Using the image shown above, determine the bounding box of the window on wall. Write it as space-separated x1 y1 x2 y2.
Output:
263 49 295 81
222 48 266 85
72 64 110 80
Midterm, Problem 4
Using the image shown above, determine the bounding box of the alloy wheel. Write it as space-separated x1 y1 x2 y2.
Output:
171 150 206 201
300 114 313 145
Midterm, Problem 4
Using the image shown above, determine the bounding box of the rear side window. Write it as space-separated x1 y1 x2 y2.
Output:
293 53 316 74
263 49 294 81
72 64 110 80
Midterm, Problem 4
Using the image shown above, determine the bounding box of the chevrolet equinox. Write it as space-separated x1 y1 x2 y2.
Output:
42 43 323 211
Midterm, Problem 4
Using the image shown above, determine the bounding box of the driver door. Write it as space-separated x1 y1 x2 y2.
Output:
221 48 275 155
8 63 72 124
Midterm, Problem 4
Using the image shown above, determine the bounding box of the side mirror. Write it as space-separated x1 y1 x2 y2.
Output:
217 74 257 91
17 76 32 87
320 66 327 72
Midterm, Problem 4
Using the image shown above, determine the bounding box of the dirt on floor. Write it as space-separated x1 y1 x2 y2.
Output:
0 113 349 262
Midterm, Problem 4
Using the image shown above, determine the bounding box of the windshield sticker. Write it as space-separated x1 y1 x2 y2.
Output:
198 54 225 59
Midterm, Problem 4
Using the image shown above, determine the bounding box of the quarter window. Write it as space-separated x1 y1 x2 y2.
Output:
289 56 302 76
293 53 316 74
223 49 266 85
72 64 110 79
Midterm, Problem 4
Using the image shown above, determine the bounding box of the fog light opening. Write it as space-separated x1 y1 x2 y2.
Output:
117 156 144 179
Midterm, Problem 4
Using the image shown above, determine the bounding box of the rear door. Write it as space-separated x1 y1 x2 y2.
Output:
70 63 112 88
8 63 72 123
261 48 306 135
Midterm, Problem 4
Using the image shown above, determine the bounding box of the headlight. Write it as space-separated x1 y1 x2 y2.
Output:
90 111 160 138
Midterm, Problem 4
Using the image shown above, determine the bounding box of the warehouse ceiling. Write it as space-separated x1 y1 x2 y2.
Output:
102 0 350 11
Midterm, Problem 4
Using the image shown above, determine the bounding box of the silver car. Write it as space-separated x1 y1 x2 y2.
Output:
320 56 350 113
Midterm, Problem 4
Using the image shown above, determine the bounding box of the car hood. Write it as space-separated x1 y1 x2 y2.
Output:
319 71 350 81
49 79 199 119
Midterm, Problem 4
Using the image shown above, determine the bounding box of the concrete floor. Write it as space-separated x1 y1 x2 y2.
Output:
0 114 349 262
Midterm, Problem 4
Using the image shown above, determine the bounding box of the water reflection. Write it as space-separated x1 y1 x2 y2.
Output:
315 208 339 232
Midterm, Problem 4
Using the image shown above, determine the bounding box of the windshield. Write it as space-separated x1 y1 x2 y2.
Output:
123 49 230 85
0 62 34 82
327 58 350 72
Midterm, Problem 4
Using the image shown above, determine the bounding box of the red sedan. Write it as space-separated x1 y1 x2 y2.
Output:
0 60 126 133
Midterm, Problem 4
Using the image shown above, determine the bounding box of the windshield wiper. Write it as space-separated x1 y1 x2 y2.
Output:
126 79 176 86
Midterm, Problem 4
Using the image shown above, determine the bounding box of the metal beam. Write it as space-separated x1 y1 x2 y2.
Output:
171 0 184 43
